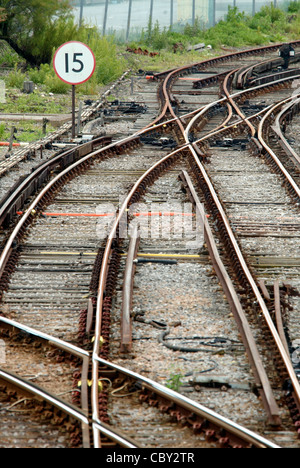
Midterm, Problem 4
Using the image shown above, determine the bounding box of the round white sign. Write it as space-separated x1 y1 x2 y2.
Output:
53 41 96 86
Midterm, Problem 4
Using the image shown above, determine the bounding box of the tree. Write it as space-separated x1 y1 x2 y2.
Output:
0 7 6 22
0 0 73 65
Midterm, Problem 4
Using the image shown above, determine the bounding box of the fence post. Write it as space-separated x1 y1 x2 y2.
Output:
126 0 133 41
192 0 196 25
103 0 109 36
79 0 84 27
170 0 174 30
149 0 154 30
210 0 216 26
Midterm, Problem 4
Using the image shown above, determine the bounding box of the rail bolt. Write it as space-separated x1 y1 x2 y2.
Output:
205 430 216 442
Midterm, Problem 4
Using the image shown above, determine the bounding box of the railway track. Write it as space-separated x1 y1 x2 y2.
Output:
1 42 300 448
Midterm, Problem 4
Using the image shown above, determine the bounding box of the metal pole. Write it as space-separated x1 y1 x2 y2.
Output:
252 0 256 16
212 0 216 26
170 0 174 30
79 0 84 27
192 0 196 25
103 0 109 36
72 85 76 139
8 126 16 153
149 0 154 31
126 0 133 42
77 101 83 136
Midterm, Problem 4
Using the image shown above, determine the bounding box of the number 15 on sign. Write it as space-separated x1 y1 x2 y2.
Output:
53 41 96 137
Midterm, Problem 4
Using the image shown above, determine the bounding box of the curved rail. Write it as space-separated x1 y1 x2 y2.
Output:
91 147 183 447
2 43 300 448
258 101 300 201
272 97 300 167
96 357 280 449
91 48 300 446
0 368 90 447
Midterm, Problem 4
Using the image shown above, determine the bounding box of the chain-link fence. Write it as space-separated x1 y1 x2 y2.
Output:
71 0 290 40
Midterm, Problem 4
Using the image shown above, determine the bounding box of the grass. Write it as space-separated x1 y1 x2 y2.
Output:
0 120 55 143
0 2 299 126
166 372 184 392
128 4 300 55
0 91 70 114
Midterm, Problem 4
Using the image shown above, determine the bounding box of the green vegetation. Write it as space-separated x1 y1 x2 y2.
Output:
1 2 300 88
0 120 55 143
0 91 69 114
0 0 72 65
166 372 184 392
0 1 298 144
131 4 300 53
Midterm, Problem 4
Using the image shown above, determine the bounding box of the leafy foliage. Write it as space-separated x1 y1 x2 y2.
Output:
0 0 72 64
135 4 300 51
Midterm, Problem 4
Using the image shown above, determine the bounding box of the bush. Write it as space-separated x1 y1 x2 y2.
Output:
0 122 6 140
45 75 70 94
4 67 24 89
75 28 126 86
133 3 299 51
28 64 51 85
288 1 300 13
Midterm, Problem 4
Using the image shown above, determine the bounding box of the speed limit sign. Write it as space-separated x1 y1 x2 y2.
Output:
53 41 96 138
53 41 96 85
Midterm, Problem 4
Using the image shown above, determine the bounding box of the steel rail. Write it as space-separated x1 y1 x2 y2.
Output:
91 65 300 447
147 42 300 130
0 133 141 280
2 47 299 448
120 224 140 355
179 170 281 425
274 280 290 356
0 368 90 447
258 101 300 201
236 53 300 89
184 74 300 144
154 42 300 119
187 145 300 405
0 135 112 228
91 147 183 447
93 420 139 448
222 69 256 137
95 356 280 449
0 316 89 360
154 41 300 83
0 316 91 447
272 97 300 167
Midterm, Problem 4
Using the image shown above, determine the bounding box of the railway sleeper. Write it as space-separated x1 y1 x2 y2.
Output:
139 388 253 448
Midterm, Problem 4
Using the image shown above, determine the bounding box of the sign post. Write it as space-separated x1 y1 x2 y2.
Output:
53 41 96 138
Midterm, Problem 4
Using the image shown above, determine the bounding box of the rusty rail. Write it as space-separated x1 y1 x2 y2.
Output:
0 71 130 177
96 356 280 448
121 224 140 355
91 147 183 447
179 170 281 426
187 144 300 406
0 368 90 448
258 101 300 202
3 43 300 447
0 135 112 228
271 97 300 167
236 53 300 89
